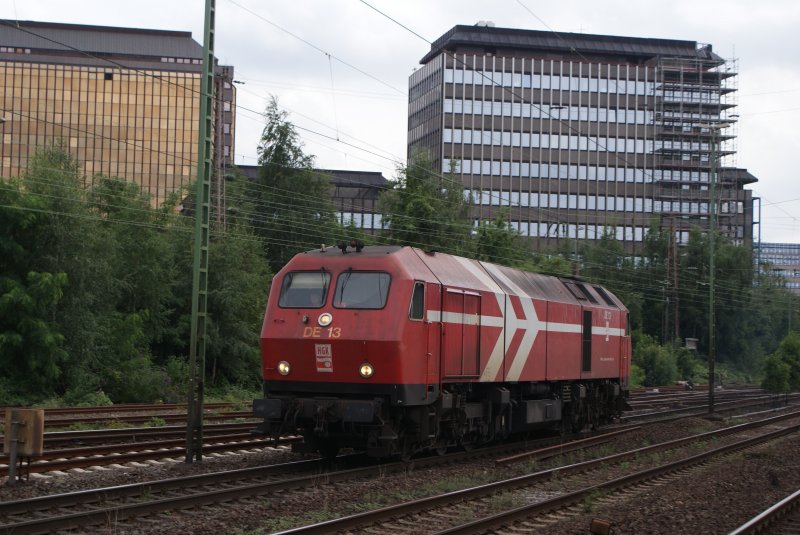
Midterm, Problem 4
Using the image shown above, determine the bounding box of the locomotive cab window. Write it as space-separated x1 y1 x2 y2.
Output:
333 271 391 309
278 271 331 308
409 281 425 320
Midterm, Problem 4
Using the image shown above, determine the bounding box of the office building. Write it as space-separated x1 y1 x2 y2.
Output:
408 24 756 252
755 243 800 295
238 166 389 234
0 20 235 206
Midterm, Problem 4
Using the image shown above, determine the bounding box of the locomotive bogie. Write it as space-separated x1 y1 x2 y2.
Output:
253 245 631 458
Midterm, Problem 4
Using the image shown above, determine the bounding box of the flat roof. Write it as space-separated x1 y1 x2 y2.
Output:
237 165 389 188
422 24 723 65
0 19 202 59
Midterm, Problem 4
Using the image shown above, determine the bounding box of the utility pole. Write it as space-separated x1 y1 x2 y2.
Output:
707 128 717 414
672 224 680 341
186 0 215 463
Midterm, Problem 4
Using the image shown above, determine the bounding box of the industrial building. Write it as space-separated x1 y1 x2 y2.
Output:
0 19 235 206
408 24 756 252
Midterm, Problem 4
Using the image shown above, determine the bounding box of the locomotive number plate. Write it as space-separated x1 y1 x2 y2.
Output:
315 344 333 373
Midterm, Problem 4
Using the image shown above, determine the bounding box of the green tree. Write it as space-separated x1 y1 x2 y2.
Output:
379 153 472 255
580 230 643 329
205 224 271 388
532 254 573 277
81 175 180 402
168 173 273 390
0 147 101 403
638 222 672 342
471 210 532 268
254 97 340 272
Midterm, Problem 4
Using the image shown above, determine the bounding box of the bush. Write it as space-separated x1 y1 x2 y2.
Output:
762 332 800 393
63 388 114 407
161 356 190 403
0 377 33 406
630 364 646 388
145 416 167 427
104 355 172 403
633 334 678 387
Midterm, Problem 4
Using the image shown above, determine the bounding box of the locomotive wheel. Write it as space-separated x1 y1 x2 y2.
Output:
399 438 414 462
460 435 476 452
568 402 587 433
434 439 448 456
318 439 340 460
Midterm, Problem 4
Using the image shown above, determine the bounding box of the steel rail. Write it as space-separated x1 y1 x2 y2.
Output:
30 422 258 446
729 488 800 535
0 432 593 534
433 425 800 535
624 394 800 422
41 410 256 427
0 402 238 419
269 411 800 535
0 435 300 477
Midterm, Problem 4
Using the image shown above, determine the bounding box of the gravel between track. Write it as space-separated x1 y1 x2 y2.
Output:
2 413 799 534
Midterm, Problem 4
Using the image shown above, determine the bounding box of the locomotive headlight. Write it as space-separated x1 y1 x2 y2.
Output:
318 312 333 327
359 363 374 378
277 360 291 376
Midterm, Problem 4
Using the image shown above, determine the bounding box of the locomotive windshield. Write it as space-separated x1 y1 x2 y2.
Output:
278 271 331 308
333 271 390 309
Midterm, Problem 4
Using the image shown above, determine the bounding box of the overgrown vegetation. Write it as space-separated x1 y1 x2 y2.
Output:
761 332 800 394
1 99 797 405
0 144 270 405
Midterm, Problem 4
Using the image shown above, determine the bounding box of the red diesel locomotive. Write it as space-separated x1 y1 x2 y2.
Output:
253 244 631 458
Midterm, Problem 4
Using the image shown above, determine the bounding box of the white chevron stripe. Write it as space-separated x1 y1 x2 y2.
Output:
426 260 625 382
452 257 507 381
482 264 543 381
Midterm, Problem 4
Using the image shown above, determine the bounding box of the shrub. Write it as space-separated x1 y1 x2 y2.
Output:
63 389 114 407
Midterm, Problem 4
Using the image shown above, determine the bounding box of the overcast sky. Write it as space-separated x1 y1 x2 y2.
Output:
5 0 799 243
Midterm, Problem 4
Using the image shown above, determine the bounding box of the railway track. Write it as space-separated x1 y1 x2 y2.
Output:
730 488 800 535
627 387 773 410
0 429 627 534
0 402 240 418
265 410 800 534
0 432 301 478
623 393 800 423
2 393 793 534
40 410 256 428
26 422 259 448
430 423 800 535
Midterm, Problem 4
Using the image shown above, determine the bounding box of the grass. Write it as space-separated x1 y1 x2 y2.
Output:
489 491 521 510
144 416 167 427
257 507 339 532
582 489 607 512
64 419 133 432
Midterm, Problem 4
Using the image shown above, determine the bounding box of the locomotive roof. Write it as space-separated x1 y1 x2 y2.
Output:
300 245 404 257
293 245 626 311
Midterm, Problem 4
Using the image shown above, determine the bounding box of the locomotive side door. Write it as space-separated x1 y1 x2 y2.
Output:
443 288 481 378
581 308 593 377
425 282 442 398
